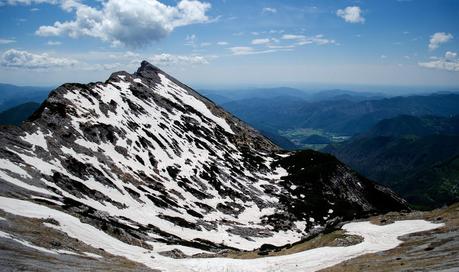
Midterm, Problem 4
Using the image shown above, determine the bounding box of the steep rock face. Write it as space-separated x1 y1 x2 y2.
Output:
0 61 406 254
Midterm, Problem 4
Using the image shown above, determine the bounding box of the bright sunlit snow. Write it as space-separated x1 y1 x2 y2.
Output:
0 196 443 272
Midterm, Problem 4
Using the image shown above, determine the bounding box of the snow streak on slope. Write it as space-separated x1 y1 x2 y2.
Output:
0 196 442 272
0 61 407 256
0 62 301 251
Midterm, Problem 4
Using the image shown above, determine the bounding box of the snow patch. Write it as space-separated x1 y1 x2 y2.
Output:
156 74 234 134
0 196 443 272
21 130 48 151
0 170 58 197
84 252 103 259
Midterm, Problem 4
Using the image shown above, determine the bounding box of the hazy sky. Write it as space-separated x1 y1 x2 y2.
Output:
0 0 458 89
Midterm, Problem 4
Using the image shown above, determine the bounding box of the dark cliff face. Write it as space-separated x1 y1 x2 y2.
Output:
0 61 407 253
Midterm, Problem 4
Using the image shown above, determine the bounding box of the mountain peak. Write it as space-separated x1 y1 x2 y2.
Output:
0 63 407 260
136 60 163 78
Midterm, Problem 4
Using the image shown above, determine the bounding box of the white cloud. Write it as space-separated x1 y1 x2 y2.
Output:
0 0 58 4
106 51 140 61
47 40 61 46
228 46 293 56
184 34 212 48
262 7 277 14
281 34 335 46
35 0 211 47
428 32 453 50
445 51 457 60
0 49 77 69
185 34 197 46
100 62 122 70
336 6 365 24
229 46 272 56
269 29 284 34
251 38 270 45
217 41 228 46
267 45 295 49
149 53 211 66
124 51 140 58
0 38 16 44
418 51 459 72
282 34 304 40
0 0 79 11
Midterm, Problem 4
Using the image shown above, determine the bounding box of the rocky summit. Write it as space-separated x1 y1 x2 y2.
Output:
0 61 407 265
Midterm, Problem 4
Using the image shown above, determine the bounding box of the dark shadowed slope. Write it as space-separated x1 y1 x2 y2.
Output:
325 115 459 209
0 102 41 126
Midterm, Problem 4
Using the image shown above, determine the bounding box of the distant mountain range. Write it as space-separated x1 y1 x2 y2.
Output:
0 83 51 112
218 92 459 149
200 87 387 105
200 87 310 104
325 115 459 209
221 93 459 135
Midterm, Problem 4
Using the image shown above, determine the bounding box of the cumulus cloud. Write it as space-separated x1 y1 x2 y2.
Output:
149 53 211 66
217 41 228 46
35 0 211 47
281 34 335 45
251 38 271 45
418 51 459 72
336 6 364 23
262 7 277 14
428 32 453 50
0 38 16 44
0 49 77 69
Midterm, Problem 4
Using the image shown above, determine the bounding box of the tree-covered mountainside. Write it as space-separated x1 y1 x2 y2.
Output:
219 93 459 150
222 94 459 135
325 115 459 209
363 115 459 138
258 130 297 150
0 102 41 126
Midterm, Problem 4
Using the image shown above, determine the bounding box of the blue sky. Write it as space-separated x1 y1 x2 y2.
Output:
0 0 458 91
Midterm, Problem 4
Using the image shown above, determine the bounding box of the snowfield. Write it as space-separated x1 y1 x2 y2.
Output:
0 196 443 272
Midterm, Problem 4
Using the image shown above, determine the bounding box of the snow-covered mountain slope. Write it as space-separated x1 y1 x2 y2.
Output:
0 61 407 256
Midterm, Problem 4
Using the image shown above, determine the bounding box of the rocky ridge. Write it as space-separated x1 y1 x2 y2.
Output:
0 61 406 260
